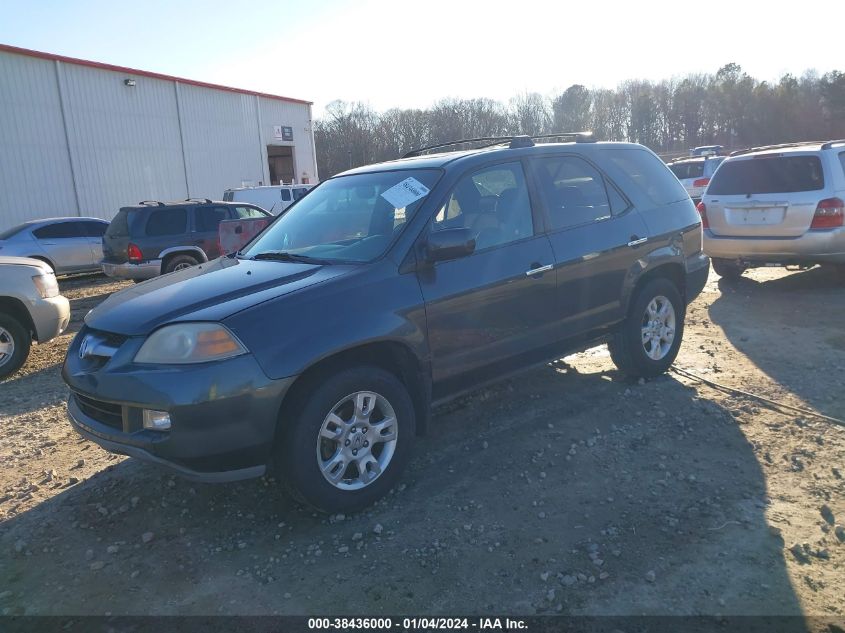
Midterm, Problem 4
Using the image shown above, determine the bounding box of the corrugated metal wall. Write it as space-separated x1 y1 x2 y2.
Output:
0 48 316 230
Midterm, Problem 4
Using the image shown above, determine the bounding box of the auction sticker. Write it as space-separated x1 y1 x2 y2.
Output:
380 177 430 209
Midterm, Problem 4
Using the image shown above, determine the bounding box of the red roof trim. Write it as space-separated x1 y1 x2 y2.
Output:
0 43 313 106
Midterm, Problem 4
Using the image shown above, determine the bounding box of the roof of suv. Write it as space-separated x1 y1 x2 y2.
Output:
728 139 845 158
337 140 648 176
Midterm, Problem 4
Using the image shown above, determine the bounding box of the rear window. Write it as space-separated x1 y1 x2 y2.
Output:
602 148 689 207
669 161 705 180
145 209 187 236
708 155 825 195
281 189 292 202
105 210 130 237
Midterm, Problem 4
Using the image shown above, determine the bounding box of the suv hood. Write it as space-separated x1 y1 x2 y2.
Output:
85 256 354 336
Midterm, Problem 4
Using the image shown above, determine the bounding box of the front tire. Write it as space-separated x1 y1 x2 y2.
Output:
712 258 745 279
279 366 416 513
609 278 685 378
0 314 31 380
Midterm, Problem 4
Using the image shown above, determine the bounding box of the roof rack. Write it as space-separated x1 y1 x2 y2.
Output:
820 139 845 150
138 200 165 206
401 131 594 158
185 198 213 204
729 141 823 157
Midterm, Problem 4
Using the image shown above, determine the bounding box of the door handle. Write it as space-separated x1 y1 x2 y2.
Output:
627 236 647 247
525 264 554 277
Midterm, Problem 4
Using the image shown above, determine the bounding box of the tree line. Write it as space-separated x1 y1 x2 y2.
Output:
314 63 845 178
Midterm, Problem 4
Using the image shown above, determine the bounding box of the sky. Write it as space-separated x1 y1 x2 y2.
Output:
2 0 843 116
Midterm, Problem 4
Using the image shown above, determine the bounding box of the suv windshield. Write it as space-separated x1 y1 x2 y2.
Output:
708 155 824 195
242 169 441 263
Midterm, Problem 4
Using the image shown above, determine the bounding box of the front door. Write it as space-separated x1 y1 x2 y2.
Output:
417 161 557 392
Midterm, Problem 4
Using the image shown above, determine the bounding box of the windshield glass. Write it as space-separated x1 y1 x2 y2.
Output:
242 169 441 263
0 224 28 240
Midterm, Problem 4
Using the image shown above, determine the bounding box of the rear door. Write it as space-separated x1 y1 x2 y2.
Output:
80 220 108 268
191 205 231 259
529 154 649 335
32 221 91 273
704 153 825 237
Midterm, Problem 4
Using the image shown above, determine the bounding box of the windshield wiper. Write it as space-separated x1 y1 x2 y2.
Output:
250 251 331 265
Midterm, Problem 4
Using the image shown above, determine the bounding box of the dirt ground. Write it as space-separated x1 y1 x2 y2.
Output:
0 267 843 619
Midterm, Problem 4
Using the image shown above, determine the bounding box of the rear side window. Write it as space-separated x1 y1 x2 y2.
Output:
708 155 824 195
33 222 81 239
145 209 187 236
603 148 689 207
81 221 107 237
194 206 229 232
532 156 613 230
669 161 705 180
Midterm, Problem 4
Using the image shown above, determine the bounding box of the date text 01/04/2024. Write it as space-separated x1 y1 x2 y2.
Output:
307 617 528 630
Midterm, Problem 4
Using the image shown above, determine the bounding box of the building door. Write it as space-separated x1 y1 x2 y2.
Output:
267 145 295 184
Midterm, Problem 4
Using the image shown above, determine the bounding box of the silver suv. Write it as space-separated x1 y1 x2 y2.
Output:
0 256 70 378
700 140 845 278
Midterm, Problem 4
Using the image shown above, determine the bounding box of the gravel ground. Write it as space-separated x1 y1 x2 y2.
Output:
0 268 843 618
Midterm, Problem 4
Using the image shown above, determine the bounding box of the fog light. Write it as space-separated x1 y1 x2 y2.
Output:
143 409 171 431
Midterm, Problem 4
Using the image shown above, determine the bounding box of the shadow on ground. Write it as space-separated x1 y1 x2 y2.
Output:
0 361 804 620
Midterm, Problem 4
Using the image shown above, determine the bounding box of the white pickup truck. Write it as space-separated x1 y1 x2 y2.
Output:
0 256 70 378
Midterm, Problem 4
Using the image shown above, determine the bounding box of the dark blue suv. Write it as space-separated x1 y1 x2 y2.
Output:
63 134 709 512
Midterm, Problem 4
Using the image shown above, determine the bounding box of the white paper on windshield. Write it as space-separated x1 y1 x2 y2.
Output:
380 177 430 209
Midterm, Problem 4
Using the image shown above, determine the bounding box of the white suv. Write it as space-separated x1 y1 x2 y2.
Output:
667 154 725 203
699 140 845 278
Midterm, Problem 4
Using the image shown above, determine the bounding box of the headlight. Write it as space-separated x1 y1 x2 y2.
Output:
134 323 247 364
32 273 59 299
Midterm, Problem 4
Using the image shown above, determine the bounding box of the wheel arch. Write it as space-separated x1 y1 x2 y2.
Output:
623 261 686 317
159 247 207 271
0 296 36 339
276 340 431 441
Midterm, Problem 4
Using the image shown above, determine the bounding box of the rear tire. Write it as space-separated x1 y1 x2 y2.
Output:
609 278 685 378
278 365 415 513
711 258 745 279
163 254 199 274
0 314 31 380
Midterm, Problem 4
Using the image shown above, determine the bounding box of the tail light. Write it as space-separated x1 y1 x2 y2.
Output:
810 198 844 229
696 201 709 229
127 243 143 263
692 178 710 188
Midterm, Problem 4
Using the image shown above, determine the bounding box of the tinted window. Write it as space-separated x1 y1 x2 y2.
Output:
532 156 612 230
194 206 229 232
281 189 292 202
293 188 309 200
145 209 187 236
708 155 824 195
234 206 268 219
603 148 689 206
81 221 108 237
668 161 705 180
106 210 130 237
33 222 80 239
434 162 534 250
0 224 28 240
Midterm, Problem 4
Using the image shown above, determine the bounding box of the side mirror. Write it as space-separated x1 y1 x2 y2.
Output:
425 227 476 263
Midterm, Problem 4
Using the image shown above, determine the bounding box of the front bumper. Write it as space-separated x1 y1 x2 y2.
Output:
101 259 161 281
31 295 70 343
704 228 845 264
63 329 296 481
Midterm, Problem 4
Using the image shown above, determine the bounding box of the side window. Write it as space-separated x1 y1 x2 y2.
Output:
33 222 81 239
145 209 187 236
235 206 267 219
82 221 108 237
838 152 845 178
602 148 688 207
280 189 292 202
532 156 613 230
433 162 534 250
194 206 230 232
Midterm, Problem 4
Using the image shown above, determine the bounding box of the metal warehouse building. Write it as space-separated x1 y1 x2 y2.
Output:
0 44 318 228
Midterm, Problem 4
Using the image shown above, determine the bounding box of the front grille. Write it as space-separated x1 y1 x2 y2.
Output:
86 328 128 349
75 393 124 430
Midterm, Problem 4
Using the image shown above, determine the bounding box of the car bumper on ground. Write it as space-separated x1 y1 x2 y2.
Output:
101 259 161 281
704 227 845 264
31 295 71 342
63 331 296 481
